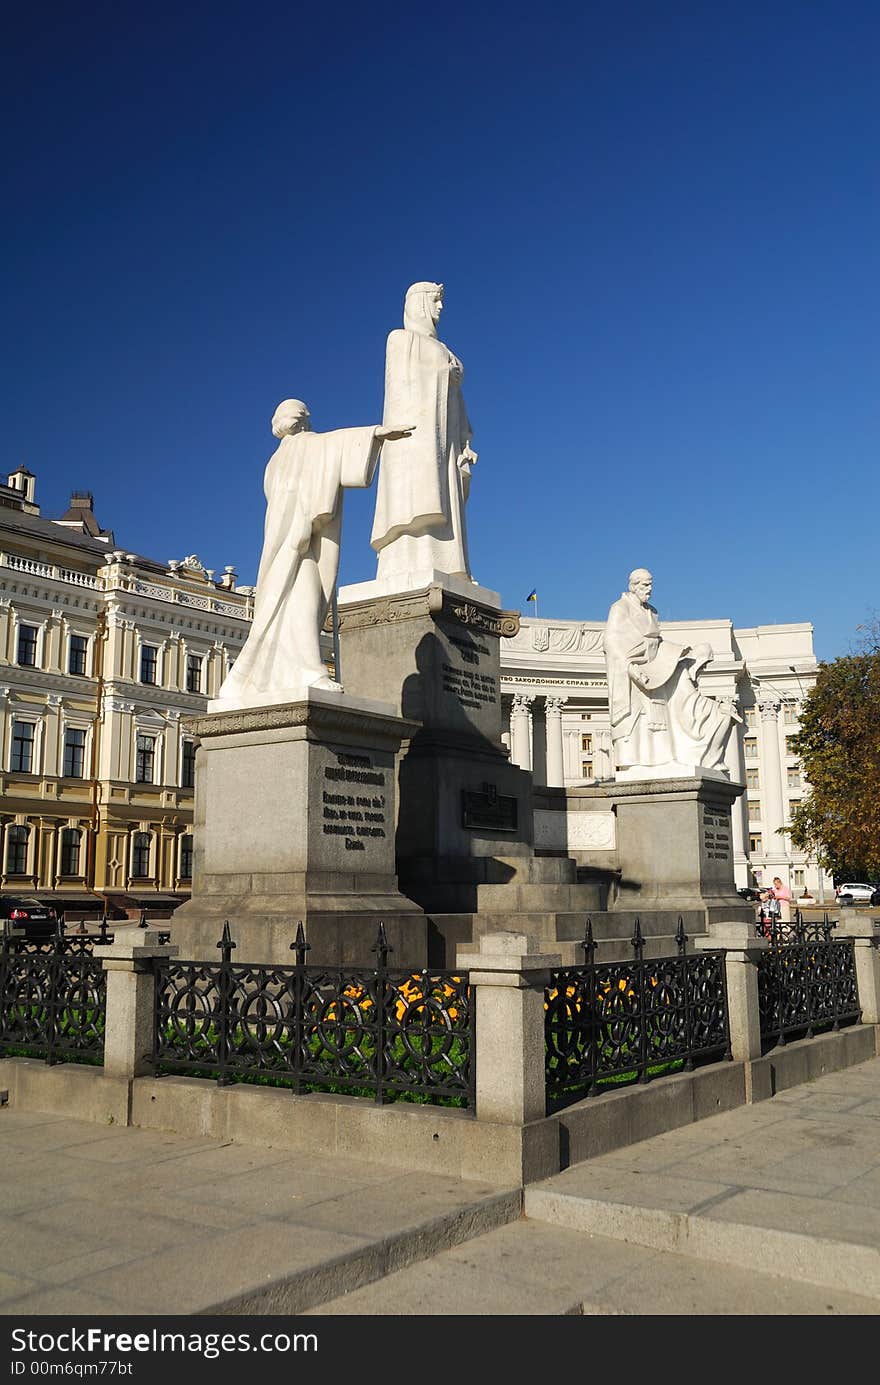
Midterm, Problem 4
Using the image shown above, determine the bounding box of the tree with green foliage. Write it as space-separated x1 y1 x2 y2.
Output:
788 630 880 879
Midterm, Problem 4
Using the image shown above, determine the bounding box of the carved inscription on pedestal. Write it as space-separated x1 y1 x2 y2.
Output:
441 634 498 712
702 804 731 861
322 752 387 853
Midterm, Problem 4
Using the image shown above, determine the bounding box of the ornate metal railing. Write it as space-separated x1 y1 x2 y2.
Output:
154 923 474 1107
545 919 730 1112
0 934 108 1063
757 912 860 1051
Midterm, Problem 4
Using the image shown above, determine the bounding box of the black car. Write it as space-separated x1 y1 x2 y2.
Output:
872 888 880 907
737 886 762 902
0 895 60 940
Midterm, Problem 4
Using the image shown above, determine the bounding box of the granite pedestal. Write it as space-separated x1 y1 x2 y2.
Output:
336 574 534 919
534 774 753 932
170 690 426 966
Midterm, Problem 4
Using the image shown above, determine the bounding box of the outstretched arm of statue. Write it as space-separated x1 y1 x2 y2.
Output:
375 424 416 441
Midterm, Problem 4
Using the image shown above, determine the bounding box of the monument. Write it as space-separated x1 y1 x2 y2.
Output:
596 567 751 925
604 568 741 779
370 281 478 588
337 282 536 958
172 288 752 972
170 399 426 966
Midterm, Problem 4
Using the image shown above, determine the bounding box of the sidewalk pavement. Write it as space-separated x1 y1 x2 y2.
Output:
3 1054 880 1316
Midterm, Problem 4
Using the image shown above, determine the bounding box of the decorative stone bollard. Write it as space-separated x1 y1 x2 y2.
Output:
833 915 880 1026
95 929 179 1079
456 930 561 1125
695 920 768 1062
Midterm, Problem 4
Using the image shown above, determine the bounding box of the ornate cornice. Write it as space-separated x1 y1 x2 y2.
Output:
448 600 519 639
334 584 520 640
185 698 420 745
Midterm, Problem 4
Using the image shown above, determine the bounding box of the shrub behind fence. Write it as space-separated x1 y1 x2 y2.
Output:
0 933 110 1064
153 922 475 1108
545 919 730 1112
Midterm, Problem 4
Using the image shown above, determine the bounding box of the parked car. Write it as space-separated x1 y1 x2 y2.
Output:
0 895 60 940
737 886 762 901
872 887 880 907
835 882 875 906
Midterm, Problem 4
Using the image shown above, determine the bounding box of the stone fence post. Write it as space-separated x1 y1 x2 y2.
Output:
457 931 560 1124
95 930 179 1079
695 921 768 1062
834 915 880 1025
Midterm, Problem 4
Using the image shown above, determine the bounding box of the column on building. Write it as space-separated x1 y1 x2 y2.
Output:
758 699 787 868
165 711 181 788
509 693 534 771
0 599 11 664
46 610 65 674
43 697 61 777
593 727 613 780
165 635 183 693
723 700 749 887
544 696 567 788
41 819 59 888
210 641 227 698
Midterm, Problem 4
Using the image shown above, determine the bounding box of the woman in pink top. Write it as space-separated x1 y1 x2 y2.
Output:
771 877 792 922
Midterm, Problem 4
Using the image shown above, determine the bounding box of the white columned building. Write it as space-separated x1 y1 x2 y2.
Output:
500 614 831 900
544 695 567 787
509 692 534 772
758 700 787 869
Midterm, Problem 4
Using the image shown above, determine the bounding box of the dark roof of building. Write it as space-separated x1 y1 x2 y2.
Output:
0 508 162 576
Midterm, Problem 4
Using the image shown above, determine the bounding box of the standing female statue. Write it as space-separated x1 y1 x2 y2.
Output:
370 282 478 583
213 399 411 711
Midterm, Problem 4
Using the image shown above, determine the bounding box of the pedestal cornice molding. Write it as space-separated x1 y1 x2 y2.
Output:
334 584 520 639
185 699 421 744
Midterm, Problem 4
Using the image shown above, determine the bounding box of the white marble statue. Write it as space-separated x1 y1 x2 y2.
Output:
370 282 477 583
603 568 741 778
213 400 411 710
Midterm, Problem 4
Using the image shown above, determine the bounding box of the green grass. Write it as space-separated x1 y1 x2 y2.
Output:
156 1022 471 1108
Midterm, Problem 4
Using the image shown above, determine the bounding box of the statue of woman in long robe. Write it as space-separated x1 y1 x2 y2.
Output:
213 399 410 711
370 282 477 583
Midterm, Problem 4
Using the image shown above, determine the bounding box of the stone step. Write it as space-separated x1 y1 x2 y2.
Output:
305 1217 879 1316
491 855 578 885
476 882 603 912
554 937 688 966
523 1163 880 1302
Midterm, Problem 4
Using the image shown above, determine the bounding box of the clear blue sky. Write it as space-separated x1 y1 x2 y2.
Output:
4 2 877 660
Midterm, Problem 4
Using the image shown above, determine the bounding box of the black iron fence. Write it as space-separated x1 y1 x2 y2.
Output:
153 923 475 1108
0 932 109 1064
757 912 860 1051
545 919 730 1112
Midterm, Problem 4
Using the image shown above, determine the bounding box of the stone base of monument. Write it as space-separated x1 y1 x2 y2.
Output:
170 690 426 967
336 575 536 918
532 773 754 934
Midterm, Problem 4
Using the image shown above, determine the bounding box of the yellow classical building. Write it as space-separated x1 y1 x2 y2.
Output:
0 466 252 916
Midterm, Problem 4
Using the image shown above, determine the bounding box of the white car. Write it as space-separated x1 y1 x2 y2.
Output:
835 882 875 905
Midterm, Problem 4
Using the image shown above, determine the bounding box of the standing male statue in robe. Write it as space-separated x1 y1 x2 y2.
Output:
603 568 740 777
213 400 412 712
371 281 478 583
